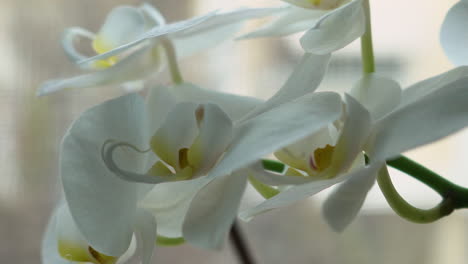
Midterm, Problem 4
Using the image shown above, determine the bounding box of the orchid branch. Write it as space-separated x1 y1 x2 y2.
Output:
376 164 454 223
360 0 375 74
387 156 468 209
230 221 257 264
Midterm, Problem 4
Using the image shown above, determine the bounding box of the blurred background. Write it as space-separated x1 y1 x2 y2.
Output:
2 0 467 263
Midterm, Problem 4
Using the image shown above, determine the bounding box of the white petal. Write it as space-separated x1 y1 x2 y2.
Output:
401 66 468 105
37 45 161 96
173 8 277 58
183 170 248 249
151 102 199 169
96 6 146 50
300 0 365 54
239 172 344 220
241 6 323 39
282 0 348 9
134 210 157 264
242 53 331 120
440 1 468 65
42 205 76 264
172 83 262 121
145 86 177 134
55 203 90 256
138 177 211 238
61 94 148 256
61 27 96 68
139 3 166 26
322 162 381 232
349 74 402 121
191 103 233 175
369 76 468 161
328 94 371 174
77 11 218 65
208 92 342 181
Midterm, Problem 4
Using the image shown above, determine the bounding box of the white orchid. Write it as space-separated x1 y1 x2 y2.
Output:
58 53 342 261
38 3 275 96
234 66 468 232
440 0 468 65
242 0 365 54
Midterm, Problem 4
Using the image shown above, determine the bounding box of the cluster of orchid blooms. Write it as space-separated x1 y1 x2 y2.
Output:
40 0 468 263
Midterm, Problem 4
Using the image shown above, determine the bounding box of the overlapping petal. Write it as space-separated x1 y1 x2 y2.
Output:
150 102 200 169
239 6 320 39
172 8 279 58
94 6 146 51
138 177 211 238
300 0 365 54
61 94 148 256
134 210 157 264
61 27 95 66
38 45 161 96
42 206 74 264
172 83 262 121
189 103 233 175
207 92 342 181
349 74 402 120
183 170 248 249
242 0 363 54
322 160 380 232
242 53 331 120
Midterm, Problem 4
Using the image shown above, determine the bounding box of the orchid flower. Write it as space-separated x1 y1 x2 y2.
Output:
56 52 342 259
241 0 365 54
440 0 468 65
38 3 275 96
42 202 137 264
235 66 468 232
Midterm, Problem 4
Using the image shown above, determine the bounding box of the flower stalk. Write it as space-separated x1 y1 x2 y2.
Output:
230 221 257 264
376 165 454 223
360 0 375 74
387 156 468 209
161 38 184 84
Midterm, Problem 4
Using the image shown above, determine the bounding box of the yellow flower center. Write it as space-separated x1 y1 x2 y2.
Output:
58 240 117 264
309 144 334 173
91 35 119 69
149 136 203 181
309 0 322 5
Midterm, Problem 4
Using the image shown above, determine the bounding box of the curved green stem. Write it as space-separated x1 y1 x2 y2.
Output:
387 155 468 209
161 38 184 84
377 165 454 223
360 0 375 74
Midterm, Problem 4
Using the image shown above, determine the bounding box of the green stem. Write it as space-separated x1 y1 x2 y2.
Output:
377 165 454 223
261 159 285 173
161 38 184 84
387 156 468 209
360 0 375 74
